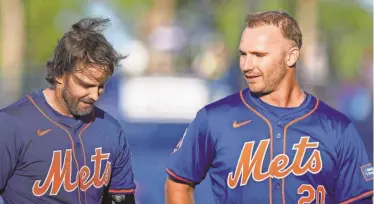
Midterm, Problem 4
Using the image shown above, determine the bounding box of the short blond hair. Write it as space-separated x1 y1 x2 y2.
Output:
246 11 302 49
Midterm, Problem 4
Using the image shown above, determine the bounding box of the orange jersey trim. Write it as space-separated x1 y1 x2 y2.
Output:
240 90 274 204
27 95 82 204
340 190 374 204
109 188 136 194
166 168 194 185
78 111 94 204
282 98 319 204
27 94 95 203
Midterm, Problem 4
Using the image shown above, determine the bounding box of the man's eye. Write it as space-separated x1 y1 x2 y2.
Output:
81 83 94 88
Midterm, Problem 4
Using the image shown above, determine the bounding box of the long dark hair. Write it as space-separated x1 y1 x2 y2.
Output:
45 17 125 86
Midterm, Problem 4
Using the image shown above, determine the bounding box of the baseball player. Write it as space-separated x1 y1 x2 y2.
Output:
165 11 373 204
0 18 136 203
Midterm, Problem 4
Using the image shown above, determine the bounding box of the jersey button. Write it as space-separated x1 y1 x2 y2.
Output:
277 121 282 126
275 183 281 189
276 133 282 139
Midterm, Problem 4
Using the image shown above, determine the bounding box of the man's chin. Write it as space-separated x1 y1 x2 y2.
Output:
248 86 271 96
72 107 93 117
248 85 263 94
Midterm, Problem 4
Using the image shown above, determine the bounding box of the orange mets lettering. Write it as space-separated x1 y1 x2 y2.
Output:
227 139 270 188
227 137 322 189
32 147 111 196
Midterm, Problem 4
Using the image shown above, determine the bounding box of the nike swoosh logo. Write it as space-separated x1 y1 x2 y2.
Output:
37 128 52 136
233 120 252 128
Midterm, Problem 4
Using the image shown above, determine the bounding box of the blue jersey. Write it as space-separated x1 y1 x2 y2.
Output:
167 89 373 204
0 90 136 204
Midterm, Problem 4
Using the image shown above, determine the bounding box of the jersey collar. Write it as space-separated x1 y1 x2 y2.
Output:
29 89 92 129
241 88 318 123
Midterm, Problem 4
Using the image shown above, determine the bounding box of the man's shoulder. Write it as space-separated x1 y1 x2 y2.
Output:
315 98 351 124
92 106 123 132
0 94 35 118
0 93 39 131
203 90 244 114
190 90 248 125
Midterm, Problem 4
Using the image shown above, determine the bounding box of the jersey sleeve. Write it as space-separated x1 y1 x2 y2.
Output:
108 130 136 194
166 108 215 186
0 112 19 192
335 122 373 203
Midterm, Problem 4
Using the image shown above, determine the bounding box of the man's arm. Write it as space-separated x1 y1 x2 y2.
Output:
165 178 194 204
165 108 215 204
335 123 374 203
102 130 136 204
0 112 19 193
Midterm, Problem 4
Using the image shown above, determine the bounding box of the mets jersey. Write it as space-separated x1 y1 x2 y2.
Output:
166 88 373 204
0 90 136 204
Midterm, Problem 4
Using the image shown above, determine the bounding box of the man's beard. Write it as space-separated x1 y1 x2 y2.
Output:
244 58 288 95
61 87 93 116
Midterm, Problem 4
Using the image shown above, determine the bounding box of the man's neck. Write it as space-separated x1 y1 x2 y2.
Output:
43 88 73 117
259 73 306 108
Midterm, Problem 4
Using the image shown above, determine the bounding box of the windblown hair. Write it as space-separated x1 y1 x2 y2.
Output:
45 17 125 86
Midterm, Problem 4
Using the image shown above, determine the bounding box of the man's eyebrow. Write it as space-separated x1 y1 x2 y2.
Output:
239 49 268 55
72 74 97 86
239 49 246 54
250 51 267 55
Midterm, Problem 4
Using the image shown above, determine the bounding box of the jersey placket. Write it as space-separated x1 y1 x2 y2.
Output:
271 119 285 204
60 120 87 204
73 126 87 204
